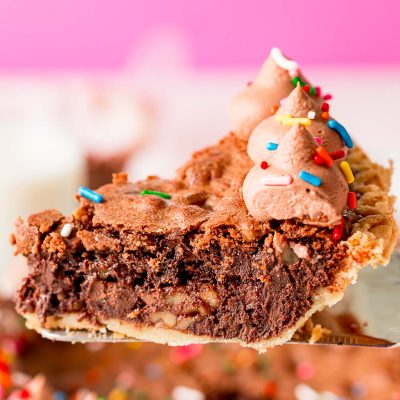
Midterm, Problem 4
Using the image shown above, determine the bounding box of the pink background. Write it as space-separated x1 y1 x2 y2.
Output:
0 0 399 70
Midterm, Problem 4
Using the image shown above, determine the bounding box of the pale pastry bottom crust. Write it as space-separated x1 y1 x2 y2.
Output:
23 285 343 352
22 146 398 351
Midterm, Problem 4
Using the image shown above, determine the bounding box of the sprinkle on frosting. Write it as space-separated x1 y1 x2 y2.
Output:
141 190 171 199
314 153 325 166
348 191 357 209
340 161 355 184
79 186 103 203
229 49 296 139
280 117 311 127
314 136 322 145
315 147 333 167
260 161 269 169
266 142 278 151
307 111 316 120
243 124 349 226
292 76 305 87
321 102 330 112
276 114 293 122
332 217 345 241
327 119 354 148
270 47 299 73
248 84 348 164
270 105 279 115
299 170 322 186
330 149 346 160
261 175 293 186
321 111 330 120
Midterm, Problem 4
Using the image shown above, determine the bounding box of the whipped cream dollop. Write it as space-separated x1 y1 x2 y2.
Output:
247 85 347 162
229 49 303 140
243 125 349 226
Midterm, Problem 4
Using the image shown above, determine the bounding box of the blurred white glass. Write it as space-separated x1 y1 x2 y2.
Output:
0 78 85 297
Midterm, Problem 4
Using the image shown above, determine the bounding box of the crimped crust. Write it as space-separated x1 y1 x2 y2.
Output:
345 147 397 267
20 146 397 351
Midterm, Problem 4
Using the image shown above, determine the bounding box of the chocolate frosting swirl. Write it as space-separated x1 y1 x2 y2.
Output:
229 51 298 140
247 85 347 162
243 125 349 226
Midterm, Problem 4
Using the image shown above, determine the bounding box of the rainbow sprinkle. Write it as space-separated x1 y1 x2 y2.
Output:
314 136 322 145
348 191 357 209
260 161 269 169
292 76 305 87
266 142 279 151
327 119 353 148
315 147 333 167
270 47 299 72
261 175 293 186
79 186 103 203
299 170 322 186
60 223 73 238
330 149 346 160
281 117 312 127
275 114 293 123
270 105 279 115
332 217 345 241
314 154 324 166
340 161 355 184
321 102 330 112
140 190 171 199
307 111 316 120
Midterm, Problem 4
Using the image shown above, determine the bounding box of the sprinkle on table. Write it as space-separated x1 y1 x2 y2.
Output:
281 117 311 127
79 186 103 203
327 119 353 148
315 146 333 167
332 217 345 241
299 170 322 186
261 175 293 186
340 161 355 184
266 142 279 151
330 149 346 160
348 191 357 209
323 94 333 100
140 190 171 199
60 223 73 238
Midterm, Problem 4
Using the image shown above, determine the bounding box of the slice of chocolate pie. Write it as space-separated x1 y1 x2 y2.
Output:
12 49 397 351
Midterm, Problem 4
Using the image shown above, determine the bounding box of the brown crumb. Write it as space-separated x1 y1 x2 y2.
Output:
112 172 129 185
42 233 67 255
309 323 331 344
